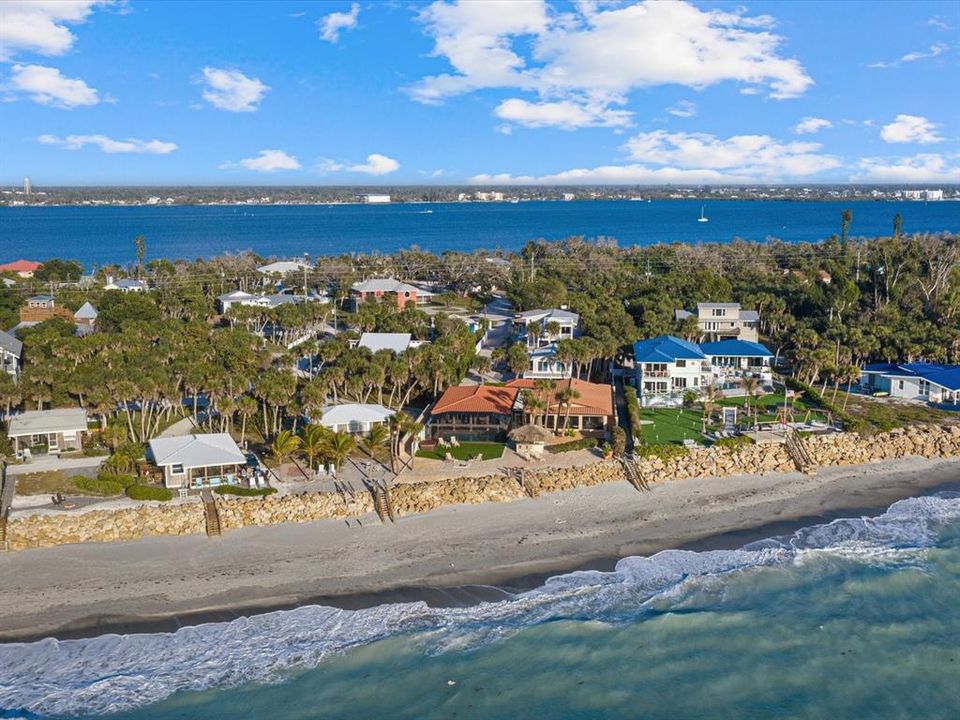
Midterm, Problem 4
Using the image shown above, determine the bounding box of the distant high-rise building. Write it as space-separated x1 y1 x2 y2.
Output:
23 177 31 195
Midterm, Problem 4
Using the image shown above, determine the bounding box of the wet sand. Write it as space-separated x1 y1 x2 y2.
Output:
0 456 957 643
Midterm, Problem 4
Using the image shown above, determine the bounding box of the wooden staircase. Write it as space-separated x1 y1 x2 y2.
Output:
203 498 222 537
372 482 396 523
621 456 650 492
785 429 816 474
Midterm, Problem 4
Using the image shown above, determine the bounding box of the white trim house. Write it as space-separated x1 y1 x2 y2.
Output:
147 433 247 489
316 403 395 434
7 408 89 454
633 336 707 407
0 329 23 379
860 363 960 405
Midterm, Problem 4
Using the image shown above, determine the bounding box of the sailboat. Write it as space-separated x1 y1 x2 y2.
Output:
698 205 709 223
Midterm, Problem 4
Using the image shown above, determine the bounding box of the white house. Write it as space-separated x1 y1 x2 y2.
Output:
147 433 247 489
257 260 311 275
218 290 329 314
633 336 707 407
0 329 23 379
316 403 395 434
362 194 391 203
104 277 148 293
358 332 414 354
700 340 774 389
860 363 960 405
523 344 574 380
675 302 760 342
514 308 580 348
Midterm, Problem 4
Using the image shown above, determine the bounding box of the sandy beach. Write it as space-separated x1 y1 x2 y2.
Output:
1 455 958 643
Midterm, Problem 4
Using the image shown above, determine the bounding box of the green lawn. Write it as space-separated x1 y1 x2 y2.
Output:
417 441 505 461
717 392 815 423
639 408 705 445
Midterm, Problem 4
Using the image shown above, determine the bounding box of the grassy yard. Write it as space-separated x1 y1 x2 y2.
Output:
842 393 958 430
639 408 705 445
13 470 110 497
416 441 505 461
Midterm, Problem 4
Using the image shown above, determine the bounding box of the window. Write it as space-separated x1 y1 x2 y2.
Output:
897 380 904 390
712 308 726 317
676 359 686 368
919 380 930 396
171 463 185 475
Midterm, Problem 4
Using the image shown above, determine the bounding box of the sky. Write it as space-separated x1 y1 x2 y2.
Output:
0 0 958 186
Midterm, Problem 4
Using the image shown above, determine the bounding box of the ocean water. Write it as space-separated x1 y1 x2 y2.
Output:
1 200 959 265
2 492 960 719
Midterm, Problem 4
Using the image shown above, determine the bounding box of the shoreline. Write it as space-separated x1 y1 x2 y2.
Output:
1 455 958 644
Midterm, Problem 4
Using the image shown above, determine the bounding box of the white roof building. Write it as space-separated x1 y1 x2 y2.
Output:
317 403 395 433
104 278 148 292
8 408 88 438
257 260 311 275
358 332 413 354
148 433 247 489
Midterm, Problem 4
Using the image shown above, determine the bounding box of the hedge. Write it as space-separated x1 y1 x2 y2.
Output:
624 386 644 439
74 477 125 496
97 472 138 488
634 442 688 462
125 484 173 502
547 437 598 454
214 485 277 497
713 435 756 451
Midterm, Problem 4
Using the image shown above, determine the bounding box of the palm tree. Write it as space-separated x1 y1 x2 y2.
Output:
563 388 581 432
361 423 390 463
322 431 357 473
299 424 328 477
271 429 301 466
741 376 758 424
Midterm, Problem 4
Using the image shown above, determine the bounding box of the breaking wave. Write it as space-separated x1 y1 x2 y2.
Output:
2 492 958 718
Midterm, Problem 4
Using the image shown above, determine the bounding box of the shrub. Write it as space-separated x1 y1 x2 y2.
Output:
74 477 125 496
214 485 277 497
624 386 644 439
682 390 698 408
713 435 756 451
125 484 173 502
546 437 598 454
610 426 626 457
97 472 137 488
634 442 688 462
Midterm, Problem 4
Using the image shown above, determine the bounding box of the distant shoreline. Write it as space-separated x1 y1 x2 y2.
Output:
1 456 956 644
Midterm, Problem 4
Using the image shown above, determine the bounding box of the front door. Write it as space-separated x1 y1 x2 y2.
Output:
47 433 59 452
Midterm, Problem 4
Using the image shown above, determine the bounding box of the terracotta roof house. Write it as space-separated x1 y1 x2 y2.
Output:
351 278 434 310
429 384 521 441
507 378 615 434
0 260 42 278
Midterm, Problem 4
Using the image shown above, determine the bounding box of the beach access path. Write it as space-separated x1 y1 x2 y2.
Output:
0 455 957 643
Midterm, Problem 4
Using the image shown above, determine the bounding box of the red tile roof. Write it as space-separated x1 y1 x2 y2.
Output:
432 384 520 416
506 378 614 417
0 260 42 273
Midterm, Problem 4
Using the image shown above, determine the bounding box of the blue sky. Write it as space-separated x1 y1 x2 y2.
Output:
1 0 958 185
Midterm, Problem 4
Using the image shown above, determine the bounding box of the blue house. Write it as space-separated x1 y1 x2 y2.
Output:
633 336 774 407
860 363 960 406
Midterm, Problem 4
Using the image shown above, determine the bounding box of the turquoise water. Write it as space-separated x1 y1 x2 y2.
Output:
2 492 959 719
2 200 958 265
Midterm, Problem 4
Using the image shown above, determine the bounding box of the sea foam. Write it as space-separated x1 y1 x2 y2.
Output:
1 492 958 718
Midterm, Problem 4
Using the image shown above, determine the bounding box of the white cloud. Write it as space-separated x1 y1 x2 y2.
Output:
349 153 399 175
856 153 960 183
793 116 832 135
221 149 301 172
869 43 949 68
318 3 359 43
928 16 953 31
411 1 812 127
470 165 755 185
38 133 177 154
494 97 631 129
666 100 697 118
0 0 110 60
199 67 269 112
622 129 840 176
472 127 842 184
8 64 99 108
880 114 943 144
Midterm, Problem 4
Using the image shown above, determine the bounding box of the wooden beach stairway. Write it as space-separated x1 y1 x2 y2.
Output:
621 456 650 492
784 429 817 474
201 490 222 537
372 482 396 523
0 462 13 550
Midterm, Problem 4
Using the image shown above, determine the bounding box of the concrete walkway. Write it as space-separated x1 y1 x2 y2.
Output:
159 415 198 438
5 454 105 477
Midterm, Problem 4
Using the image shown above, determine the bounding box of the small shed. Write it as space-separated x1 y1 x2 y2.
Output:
508 424 554 458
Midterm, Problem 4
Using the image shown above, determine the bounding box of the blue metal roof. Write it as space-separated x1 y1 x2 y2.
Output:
862 362 960 391
633 335 706 362
699 339 773 357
